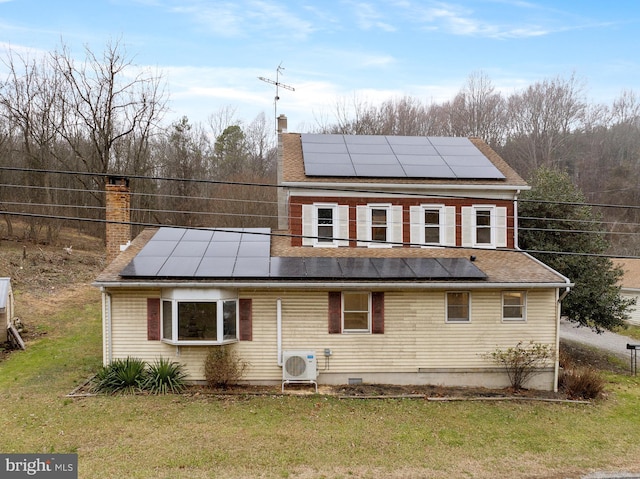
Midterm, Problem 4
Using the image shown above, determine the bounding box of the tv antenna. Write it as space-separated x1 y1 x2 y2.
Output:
258 63 295 131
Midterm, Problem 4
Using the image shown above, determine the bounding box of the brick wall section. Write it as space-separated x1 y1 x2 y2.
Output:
105 178 131 263
289 196 515 249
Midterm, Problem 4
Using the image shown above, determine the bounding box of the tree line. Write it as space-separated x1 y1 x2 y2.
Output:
0 40 278 243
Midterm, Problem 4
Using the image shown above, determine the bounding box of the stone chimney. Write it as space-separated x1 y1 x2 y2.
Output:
105 176 131 263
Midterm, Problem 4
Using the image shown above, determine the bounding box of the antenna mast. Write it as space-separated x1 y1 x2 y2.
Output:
258 63 295 131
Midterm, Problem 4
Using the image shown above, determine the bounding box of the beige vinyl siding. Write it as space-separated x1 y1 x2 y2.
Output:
106 287 558 383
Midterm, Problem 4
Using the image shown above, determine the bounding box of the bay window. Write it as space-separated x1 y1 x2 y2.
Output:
161 289 238 345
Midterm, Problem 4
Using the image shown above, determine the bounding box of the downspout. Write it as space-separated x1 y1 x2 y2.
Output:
103 290 113 365
276 298 283 366
513 189 520 249
554 286 571 392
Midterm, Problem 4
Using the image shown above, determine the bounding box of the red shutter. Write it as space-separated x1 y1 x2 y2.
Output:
328 292 342 334
147 298 161 341
239 298 252 341
372 292 384 334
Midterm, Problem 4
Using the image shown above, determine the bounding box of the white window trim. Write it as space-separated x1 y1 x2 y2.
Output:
445 291 471 323
367 204 392 248
160 289 239 345
342 291 371 333
472 205 496 248
420 204 446 246
312 203 339 247
502 291 527 322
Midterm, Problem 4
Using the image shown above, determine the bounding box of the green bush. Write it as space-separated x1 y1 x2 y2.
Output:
559 366 605 400
93 357 148 394
203 345 248 389
486 341 554 390
144 357 187 394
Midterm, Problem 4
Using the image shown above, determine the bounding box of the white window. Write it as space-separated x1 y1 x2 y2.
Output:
446 291 470 323
461 205 507 249
409 205 456 247
356 204 402 247
475 207 494 246
423 207 442 244
343 291 371 332
302 203 349 247
502 291 526 321
370 207 389 244
161 289 238 345
315 204 337 245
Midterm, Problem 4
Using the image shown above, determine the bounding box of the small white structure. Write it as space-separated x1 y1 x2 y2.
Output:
0 278 14 343
615 259 640 326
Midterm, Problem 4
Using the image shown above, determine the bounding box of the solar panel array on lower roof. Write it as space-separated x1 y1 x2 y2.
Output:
300 134 506 180
120 228 487 281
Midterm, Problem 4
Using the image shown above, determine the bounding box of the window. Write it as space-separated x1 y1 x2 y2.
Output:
424 208 441 244
503 291 526 321
475 208 493 245
461 205 507 249
315 205 337 245
370 207 388 243
343 292 370 332
446 292 470 323
161 295 238 344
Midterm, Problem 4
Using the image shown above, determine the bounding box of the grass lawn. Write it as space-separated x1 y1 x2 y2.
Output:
1 286 640 478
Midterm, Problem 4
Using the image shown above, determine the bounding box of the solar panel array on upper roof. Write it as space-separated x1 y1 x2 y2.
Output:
300 134 505 180
119 227 487 281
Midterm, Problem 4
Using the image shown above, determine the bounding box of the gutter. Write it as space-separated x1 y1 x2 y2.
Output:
282 181 531 193
93 280 573 290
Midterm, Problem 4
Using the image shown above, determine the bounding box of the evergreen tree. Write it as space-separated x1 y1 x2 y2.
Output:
519 166 634 331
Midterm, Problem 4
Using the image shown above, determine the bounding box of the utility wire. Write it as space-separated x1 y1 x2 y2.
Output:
2 165 640 211
2 209 638 259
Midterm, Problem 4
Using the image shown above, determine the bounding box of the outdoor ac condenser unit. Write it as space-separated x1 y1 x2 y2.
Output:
282 350 318 392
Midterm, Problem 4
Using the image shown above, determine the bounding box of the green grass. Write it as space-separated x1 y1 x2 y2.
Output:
2 289 640 478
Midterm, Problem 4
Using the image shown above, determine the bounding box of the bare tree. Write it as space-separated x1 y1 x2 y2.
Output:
52 39 168 189
0 50 65 242
503 74 587 176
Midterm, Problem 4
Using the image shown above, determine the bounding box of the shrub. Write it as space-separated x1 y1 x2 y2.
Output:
144 357 188 394
93 357 147 394
559 366 605 400
203 345 248 389
486 341 554 390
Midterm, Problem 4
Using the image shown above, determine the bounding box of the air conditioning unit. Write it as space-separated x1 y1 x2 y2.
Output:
282 350 318 392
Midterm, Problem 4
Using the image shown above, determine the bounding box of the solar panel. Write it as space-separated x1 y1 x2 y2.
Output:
120 228 488 282
300 134 505 180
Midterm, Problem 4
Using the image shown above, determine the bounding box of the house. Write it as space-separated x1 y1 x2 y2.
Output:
0 277 14 344
613 258 640 325
94 116 571 391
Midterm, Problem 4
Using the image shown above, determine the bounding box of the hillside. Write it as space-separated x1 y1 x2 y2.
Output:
0 224 106 351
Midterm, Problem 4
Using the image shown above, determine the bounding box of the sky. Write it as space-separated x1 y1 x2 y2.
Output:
1 0 639 133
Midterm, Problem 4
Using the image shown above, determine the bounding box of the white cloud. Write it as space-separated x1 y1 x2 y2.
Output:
351 2 396 32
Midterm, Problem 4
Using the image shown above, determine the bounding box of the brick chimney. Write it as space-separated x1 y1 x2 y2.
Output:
105 176 131 263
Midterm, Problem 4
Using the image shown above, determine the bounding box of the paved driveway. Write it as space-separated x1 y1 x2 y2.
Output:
560 319 637 361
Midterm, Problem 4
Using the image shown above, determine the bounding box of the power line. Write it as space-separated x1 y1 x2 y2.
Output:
2 165 640 212
2 209 639 259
